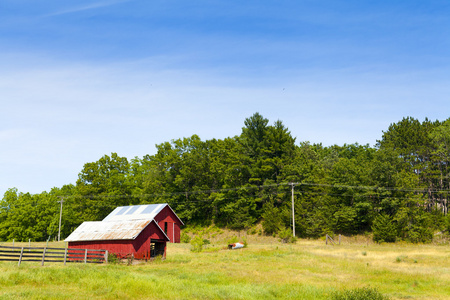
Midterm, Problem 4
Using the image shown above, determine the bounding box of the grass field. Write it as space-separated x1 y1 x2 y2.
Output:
0 236 449 299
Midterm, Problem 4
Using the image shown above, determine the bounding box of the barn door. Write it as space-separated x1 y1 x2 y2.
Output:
150 239 166 257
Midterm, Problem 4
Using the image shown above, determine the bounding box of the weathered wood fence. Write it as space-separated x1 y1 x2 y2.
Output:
326 234 341 245
0 246 108 266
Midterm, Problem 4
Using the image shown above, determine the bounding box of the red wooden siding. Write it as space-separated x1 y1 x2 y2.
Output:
154 206 182 243
69 221 167 259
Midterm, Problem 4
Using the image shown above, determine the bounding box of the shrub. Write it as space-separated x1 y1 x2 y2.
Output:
190 235 206 252
227 236 239 245
445 214 450 233
262 201 282 235
331 287 390 300
372 214 397 243
126 254 134 266
107 253 120 264
404 214 433 243
180 231 191 243
247 227 258 235
278 227 297 243
394 207 433 243
242 238 248 248
333 206 358 234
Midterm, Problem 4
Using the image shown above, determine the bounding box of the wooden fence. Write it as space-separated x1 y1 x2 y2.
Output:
0 246 108 266
326 234 341 245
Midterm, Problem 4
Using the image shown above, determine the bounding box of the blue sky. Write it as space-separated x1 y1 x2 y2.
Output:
1 0 450 195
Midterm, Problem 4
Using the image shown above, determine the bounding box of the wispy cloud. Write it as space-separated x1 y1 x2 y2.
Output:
1 52 449 195
44 0 130 17
2 0 450 195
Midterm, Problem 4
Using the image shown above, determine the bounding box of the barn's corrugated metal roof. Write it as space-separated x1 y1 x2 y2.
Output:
65 203 181 242
102 203 167 222
102 203 184 225
64 219 159 242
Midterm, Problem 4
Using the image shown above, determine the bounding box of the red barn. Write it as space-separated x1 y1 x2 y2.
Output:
65 204 184 259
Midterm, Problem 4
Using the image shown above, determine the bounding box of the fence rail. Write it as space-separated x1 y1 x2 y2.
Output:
0 246 108 266
326 234 341 245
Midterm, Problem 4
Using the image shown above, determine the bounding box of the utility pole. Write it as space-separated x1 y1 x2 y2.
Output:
290 183 296 237
57 197 65 242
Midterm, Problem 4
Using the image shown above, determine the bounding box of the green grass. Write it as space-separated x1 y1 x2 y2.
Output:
0 238 449 299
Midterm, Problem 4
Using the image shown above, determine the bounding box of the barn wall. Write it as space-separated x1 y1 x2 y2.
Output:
173 222 180 243
68 222 168 259
68 240 134 258
132 221 167 259
154 206 182 243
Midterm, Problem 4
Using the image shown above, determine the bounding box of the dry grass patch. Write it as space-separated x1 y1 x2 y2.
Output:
0 237 449 299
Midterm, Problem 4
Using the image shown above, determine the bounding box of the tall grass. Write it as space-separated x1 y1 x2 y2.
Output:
1 238 449 299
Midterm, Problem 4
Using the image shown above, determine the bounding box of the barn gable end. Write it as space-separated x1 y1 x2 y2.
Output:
154 205 183 243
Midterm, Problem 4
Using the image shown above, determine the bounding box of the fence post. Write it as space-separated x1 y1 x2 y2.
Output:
18 247 24 267
339 234 341 245
104 250 108 264
12 239 14 247
64 247 68 265
41 247 47 266
84 249 88 264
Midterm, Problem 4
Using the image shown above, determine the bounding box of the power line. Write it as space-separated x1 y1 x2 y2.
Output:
40 184 447 212
57 181 448 200
57 182 291 200
3 181 448 211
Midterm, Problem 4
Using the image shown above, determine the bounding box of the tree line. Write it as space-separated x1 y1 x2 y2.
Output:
1 113 450 243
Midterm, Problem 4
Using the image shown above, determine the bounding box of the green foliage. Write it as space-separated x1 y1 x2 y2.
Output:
400 213 433 244
227 236 239 245
247 226 258 235
261 201 282 235
180 231 191 243
333 206 358 234
395 256 407 263
331 287 390 300
372 214 397 243
0 189 62 241
394 202 433 243
278 227 297 243
76 152 134 221
107 253 120 264
445 215 450 233
126 254 134 266
2 114 450 242
190 235 207 252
